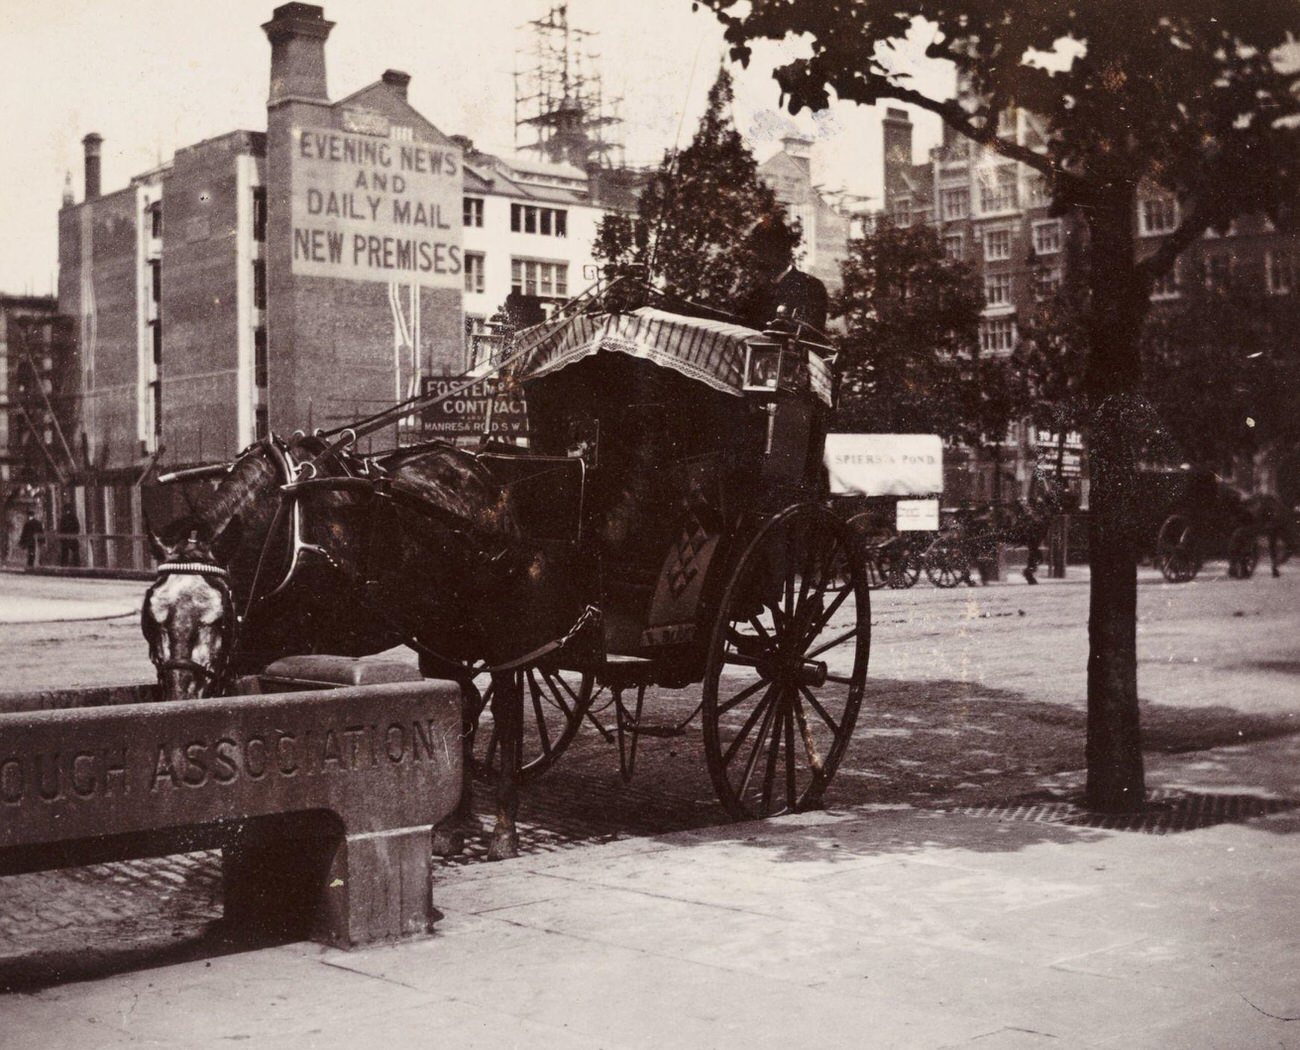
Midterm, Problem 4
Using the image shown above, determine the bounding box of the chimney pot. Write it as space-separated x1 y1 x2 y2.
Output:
263 3 334 106
82 132 103 200
382 69 411 99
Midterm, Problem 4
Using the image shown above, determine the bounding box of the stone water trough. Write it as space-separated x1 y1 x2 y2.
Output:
0 658 462 948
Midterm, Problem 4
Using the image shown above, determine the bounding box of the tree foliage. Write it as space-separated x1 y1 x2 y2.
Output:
1140 272 1300 472
593 68 802 325
835 220 1019 446
696 0 1300 812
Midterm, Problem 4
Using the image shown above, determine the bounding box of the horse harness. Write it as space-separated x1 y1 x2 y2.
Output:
143 560 237 694
239 434 598 680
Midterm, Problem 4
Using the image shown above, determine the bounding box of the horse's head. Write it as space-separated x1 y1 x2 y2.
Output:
142 518 242 700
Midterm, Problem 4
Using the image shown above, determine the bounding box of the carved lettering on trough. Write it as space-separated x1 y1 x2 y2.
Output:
0 719 441 805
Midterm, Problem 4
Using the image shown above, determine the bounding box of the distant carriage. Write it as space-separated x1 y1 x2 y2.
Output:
1142 467 1263 582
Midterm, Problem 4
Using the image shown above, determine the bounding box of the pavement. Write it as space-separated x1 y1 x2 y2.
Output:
3 564 1300 1048
4 797 1300 1049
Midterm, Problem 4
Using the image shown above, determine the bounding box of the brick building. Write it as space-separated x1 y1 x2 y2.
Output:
881 106 1299 504
0 295 75 562
758 136 854 297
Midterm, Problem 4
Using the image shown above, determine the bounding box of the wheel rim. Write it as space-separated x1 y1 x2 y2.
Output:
477 663 595 785
926 543 966 588
702 506 869 820
1157 516 1198 583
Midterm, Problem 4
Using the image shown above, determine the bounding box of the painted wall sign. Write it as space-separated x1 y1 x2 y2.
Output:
824 433 944 496
290 127 463 287
419 375 530 438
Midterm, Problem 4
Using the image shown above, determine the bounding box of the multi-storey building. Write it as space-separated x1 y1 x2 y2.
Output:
758 136 853 296
0 295 75 561
459 144 639 368
56 3 637 564
880 106 1299 504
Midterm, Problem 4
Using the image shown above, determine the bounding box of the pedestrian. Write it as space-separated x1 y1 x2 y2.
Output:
18 510 44 567
58 504 81 567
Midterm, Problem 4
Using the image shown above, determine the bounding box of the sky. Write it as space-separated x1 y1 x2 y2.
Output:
0 0 947 296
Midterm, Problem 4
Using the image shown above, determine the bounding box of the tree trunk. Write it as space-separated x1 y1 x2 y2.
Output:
1083 185 1149 812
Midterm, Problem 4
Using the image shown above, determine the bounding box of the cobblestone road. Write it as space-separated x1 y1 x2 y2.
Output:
2 564 1298 989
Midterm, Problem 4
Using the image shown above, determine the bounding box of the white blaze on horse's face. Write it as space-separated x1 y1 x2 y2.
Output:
147 575 229 700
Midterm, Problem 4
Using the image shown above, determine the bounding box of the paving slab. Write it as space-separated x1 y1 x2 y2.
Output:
6 802 1300 1049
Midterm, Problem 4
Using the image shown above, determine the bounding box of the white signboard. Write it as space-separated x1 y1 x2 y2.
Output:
896 499 940 532
824 434 943 497
291 127 462 287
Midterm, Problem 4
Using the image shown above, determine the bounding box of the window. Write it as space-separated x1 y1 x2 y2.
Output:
1034 267 1063 301
984 228 1012 261
1266 249 1294 295
252 187 267 241
1150 263 1180 301
984 272 1013 307
511 258 568 299
1032 220 1062 256
1027 176 1052 207
892 198 912 227
978 167 1017 213
149 260 161 303
463 197 484 228
980 316 1017 353
940 187 969 220
252 260 267 309
150 202 163 239
254 327 268 387
943 233 964 260
1140 195 1179 236
511 203 567 237
464 252 485 295
255 405 269 440
1204 252 1231 290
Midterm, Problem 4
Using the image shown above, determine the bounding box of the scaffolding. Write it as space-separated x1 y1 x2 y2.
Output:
514 3 624 169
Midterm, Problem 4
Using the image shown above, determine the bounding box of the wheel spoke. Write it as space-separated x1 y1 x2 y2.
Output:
783 696 798 810
799 683 841 736
717 676 770 716
546 669 580 707
738 688 780 797
747 615 773 645
806 625 859 661
722 683 778 767
793 695 825 776
801 585 851 646
760 698 785 812
527 671 552 755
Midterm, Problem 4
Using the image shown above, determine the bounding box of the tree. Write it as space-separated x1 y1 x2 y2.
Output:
835 219 1021 452
1012 281 1090 482
593 68 802 326
1140 270 1300 474
698 0 1300 810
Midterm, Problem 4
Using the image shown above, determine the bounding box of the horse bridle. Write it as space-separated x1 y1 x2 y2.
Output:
143 560 238 694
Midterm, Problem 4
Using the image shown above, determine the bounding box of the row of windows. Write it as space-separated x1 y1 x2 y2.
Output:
1150 249 1295 299
461 254 571 299
943 222 1064 265
464 197 571 237
980 267 1063 308
511 203 568 237
512 258 568 298
145 187 267 241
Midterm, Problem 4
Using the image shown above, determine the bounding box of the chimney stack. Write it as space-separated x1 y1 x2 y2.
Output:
262 3 334 106
382 69 410 101
82 133 102 200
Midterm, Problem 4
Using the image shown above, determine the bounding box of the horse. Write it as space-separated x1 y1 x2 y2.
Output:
1241 494 1297 578
142 435 591 860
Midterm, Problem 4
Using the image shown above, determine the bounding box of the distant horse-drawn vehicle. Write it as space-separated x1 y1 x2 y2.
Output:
142 291 871 859
824 433 943 590
1141 466 1294 582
